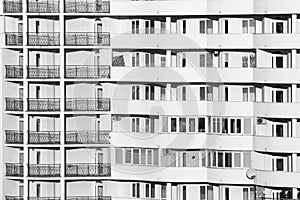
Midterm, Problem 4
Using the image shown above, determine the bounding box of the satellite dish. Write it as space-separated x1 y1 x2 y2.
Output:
246 168 256 180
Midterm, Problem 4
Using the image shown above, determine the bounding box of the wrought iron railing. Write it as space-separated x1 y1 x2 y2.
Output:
66 163 111 177
27 0 59 13
5 130 23 144
65 98 110 111
28 164 60 177
65 0 110 13
28 131 60 144
28 33 60 46
5 196 24 200
5 33 23 46
3 0 22 12
28 197 61 200
5 65 23 78
6 163 23 176
67 197 111 200
65 65 110 79
5 98 23 111
65 32 110 46
65 131 110 144
27 65 60 79
28 98 60 111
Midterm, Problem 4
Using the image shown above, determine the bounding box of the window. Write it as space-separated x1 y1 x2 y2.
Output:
275 91 284 103
200 87 206 100
132 20 139 34
161 87 166 100
200 54 206 67
151 184 155 198
148 150 153 165
206 53 213 67
141 149 146 164
224 53 229 67
161 21 166 34
133 149 139 164
37 151 41 164
218 152 223 167
183 186 187 200
225 188 230 200
115 148 123 164
200 186 206 200
150 20 155 34
132 86 140 100
132 53 139 67
162 117 168 132
207 86 213 101
276 158 284 171
161 56 166 67
182 87 186 101
242 55 249 68
200 20 205 34
224 87 228 101
242 20 248 33
145 20 150 34
234 152 241 167
224 20 229 34
250 54 256 68
36 184 40 197
145 184 150 198
222 118 228 134
198 117 205 132
150 53 155 67
207 20 213 34
250 87 256 101
161 185 167 200
244 118 252 134
132 118 140 132
145 86 150 100
249 19 255 33
275 124 284 137
225 152 232 167
36 119 40 132
171 118 177 132
243 188 249 200
243 152 251 168
212 151 217 167
125 149 132 163
189 118 196 132
132 183 140 198
276 56 283 68
145 54 150 67
179 118 186 132
183 20 186 34
207 186 214 200
275 22 284 33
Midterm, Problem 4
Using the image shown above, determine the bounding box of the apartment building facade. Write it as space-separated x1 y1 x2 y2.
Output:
2 0 300 200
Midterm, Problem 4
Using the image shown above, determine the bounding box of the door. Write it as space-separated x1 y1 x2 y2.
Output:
97 152 104 175
19 54 23 66
97 88 103 109
19 152 24 164
95 0 102 12
96 120 101 142
96 23 103 44
18 23 23 44
36 119 40 132
19 88 23 98
97 185 103 197
36 86 40 99
36 184 41 197
35 21 40 34
19 120 24 132
36 54 40 67
224 20 229 34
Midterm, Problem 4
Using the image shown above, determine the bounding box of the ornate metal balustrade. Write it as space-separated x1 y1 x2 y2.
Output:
67 196 111 200
28 98 60 111
5 196 24 200
5 98 23 111
27 65 60 79
65 0 110 13
28 197 61 200
28 164 60 177
65 32 110 46
65 131 110 144
6 163 23 176
27 0 59 13
28 33 60 46
66 163 111 177
5 33 23 46
5 65 23 78
65 65 110 79
28 131 60 144
65 98 110 111
5 130 23 144
3 0 22 12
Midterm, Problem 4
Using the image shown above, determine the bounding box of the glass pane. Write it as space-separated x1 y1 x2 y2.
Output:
243 152 251 168
243 188 249 200
234 152 241 167
189 118 196 132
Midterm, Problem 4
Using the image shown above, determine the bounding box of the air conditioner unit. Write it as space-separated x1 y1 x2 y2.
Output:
256 117 266 125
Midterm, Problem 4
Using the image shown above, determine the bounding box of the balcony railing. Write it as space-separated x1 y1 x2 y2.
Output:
5 65 23 78
6 163 23 176
5 196 24 200
65 131 110 144
27 0 59 13
28 98 60 111
28 33 60 46
65 0 110 13
28 197 60 200
65 32 110 46
66 163 111 177
3 0 22 12
28 131 60 144
67 197 111 200
5 130 23 144
27 65 60 79
5 98 23 111
65 98 110 111
28 164 60 177
5 33 23 46
65 65 110 79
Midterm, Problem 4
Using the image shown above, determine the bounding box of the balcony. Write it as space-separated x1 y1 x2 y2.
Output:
27 0 59 13
65 32 110 46
5 98 23 111
66 163 111 177
65 65 110 79
5 33 23 46
27 65 60 79
28 131 60 144
67 197 111 200
27 98 60 112
65 0 110 13
5 130 23 144
5 197 24 200
28 164 60 177
5 65 23 79
27 33 60 46
65 131 110 144
3 0 22 13
65 98 110 111
5 163 23 176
